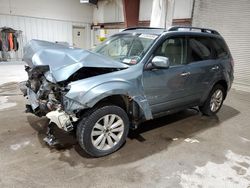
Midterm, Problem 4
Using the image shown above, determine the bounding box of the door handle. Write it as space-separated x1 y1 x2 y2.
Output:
180 72 191 76
211 65 219 71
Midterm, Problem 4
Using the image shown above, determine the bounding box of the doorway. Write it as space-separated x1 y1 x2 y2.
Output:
72 26 86 49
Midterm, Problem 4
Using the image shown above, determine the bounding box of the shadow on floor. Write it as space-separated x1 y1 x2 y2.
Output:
27 104 239 167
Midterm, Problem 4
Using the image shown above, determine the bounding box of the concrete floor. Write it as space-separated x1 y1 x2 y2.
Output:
0 64 250 188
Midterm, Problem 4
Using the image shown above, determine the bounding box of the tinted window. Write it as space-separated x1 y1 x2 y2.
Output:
155 37 185 66
188 37 215 63
211 38 229 59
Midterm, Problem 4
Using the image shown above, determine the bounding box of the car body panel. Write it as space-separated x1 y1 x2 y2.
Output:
143 65 190 114
23 40 129 82
64 64 153 120
185 59 221 103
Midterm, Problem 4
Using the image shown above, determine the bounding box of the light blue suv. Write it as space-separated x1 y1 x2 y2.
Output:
20 26 234 157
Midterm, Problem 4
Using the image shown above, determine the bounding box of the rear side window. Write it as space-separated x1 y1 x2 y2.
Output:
210 38 229 59
187 36 229 63
188 37 215 63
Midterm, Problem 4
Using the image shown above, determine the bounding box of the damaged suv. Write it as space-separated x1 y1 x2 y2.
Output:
20 26 234 157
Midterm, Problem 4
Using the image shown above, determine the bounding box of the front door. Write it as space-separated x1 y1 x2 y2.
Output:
143 37 190 115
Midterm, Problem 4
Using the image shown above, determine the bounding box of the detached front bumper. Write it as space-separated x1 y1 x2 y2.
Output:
19 81 78 132
19 81 50 116
46 110 78 132
20 81 39 113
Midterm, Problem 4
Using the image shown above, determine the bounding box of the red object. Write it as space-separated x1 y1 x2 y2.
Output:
8 33 14 50
122 0 140 28
130 59 137 64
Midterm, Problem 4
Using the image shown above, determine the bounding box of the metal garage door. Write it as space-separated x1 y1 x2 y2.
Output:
192 0 250 92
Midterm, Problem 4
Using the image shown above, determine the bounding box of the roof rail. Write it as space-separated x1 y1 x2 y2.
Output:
122 27 166 31
168 26 220 35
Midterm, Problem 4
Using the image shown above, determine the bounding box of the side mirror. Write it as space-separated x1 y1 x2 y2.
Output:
151 56 170 69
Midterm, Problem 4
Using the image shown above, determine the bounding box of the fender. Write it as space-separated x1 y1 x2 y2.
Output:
66 80 153 120
200 74 230 104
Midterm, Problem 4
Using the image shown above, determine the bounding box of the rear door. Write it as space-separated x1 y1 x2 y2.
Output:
185 36 221 102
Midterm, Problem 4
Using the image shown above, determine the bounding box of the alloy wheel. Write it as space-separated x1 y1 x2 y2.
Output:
91 114 124 151
210 89 223 112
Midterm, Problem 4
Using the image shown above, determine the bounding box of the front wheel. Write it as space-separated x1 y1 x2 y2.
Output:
77 105 129 157
199 84 226 116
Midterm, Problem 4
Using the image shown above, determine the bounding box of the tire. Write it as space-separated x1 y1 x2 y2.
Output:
77 105 129 157
199 84 226 116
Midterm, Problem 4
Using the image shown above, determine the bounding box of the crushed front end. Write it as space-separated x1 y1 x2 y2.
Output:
19 65 80 148
20 64 78 130
21 66 58 115
20 40 128 146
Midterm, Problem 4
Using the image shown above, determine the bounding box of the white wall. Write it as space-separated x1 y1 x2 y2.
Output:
0 0 93 60
0 0 93 23
140 0 193 21
174 0 193 19
147 0 193 21
93 0 154 23
93 0 124 23
0 14 91 60
93 0 193 24
139 0 153 21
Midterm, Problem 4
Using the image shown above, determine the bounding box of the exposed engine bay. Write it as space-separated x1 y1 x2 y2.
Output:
20 65 61 116
20 65 122 131
20 66 119 114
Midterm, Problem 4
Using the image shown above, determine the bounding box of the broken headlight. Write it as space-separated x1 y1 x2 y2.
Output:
44 71 56 83
63 96 84 114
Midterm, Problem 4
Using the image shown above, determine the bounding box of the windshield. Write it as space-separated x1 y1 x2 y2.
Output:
93 33 158 65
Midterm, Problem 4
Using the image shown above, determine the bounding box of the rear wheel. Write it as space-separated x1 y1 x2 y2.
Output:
199 84 226 116
77 105 129 157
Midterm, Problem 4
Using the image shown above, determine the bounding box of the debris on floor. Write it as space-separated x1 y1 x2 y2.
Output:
10 140 31 151
184 138 200 144
178 150 250 188
0 96 16 110
241 137 250 143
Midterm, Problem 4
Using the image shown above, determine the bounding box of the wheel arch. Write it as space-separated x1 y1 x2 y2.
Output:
93 94 128 111
200 79 228 105
214 79 228 98
91 94 152 124
67 81 153 121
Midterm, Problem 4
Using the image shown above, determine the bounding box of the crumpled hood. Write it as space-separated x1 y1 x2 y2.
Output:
23 40 129 82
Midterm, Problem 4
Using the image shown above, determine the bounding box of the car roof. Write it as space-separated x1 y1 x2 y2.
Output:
121 27 167 35
121 26 221 38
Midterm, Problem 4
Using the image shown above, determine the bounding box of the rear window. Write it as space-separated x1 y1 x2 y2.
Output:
188 37 229 63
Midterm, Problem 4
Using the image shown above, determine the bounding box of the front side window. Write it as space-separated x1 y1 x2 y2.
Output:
93 33 158 64
154 37 185 66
